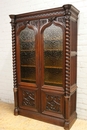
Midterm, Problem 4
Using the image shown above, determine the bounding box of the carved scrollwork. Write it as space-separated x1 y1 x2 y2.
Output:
16 20 39 31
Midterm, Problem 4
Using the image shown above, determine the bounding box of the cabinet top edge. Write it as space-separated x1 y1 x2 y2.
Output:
9 4 79 19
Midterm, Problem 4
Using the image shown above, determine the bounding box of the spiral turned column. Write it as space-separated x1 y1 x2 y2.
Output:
10 16 19 115
65 16 71 97
63 5 71 129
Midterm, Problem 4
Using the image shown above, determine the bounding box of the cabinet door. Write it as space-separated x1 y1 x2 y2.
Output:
16 24 39 112
40 21 65 118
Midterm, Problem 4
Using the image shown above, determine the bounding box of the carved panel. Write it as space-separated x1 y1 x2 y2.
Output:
46 94 61 113
22 90 35 107
16 20 39 31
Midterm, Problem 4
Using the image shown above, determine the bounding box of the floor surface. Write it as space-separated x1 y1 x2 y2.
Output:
0 101 87 130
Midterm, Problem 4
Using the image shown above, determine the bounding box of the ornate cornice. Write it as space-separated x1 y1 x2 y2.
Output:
16 11 65 22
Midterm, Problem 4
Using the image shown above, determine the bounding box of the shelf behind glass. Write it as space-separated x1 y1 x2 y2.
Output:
44 51 63 67
45 66 63 69
44 81 63 87
21 67 36 83
20 51 35 65
44 68 63 87
21 78 36 83
20 49 35 52
21 65 36 67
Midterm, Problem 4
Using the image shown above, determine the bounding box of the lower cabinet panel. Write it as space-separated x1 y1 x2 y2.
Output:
18 86 39 112
41 89 64 119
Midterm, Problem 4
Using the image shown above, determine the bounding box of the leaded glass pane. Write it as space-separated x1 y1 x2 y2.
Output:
19 27 36 83
44 24 63 86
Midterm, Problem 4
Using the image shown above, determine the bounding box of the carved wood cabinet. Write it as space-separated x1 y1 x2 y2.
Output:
9 4 79 130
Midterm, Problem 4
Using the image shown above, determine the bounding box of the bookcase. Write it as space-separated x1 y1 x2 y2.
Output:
10 4 79 130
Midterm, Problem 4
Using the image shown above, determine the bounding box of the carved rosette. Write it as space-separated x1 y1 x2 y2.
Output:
10 16 18 115
64 10 71 96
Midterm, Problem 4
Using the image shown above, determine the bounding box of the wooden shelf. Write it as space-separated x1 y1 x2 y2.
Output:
21 78 36 82
44 81 63 85
21 49 62 52
44 39 63 41
44 49 63 51
21 65 35 67
45 66 63 69
20 49 35 52
20 40 35 42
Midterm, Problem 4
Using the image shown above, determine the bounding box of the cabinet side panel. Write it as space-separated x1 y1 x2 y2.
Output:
70 20 77 51
70 91 76 116
71 56 77 85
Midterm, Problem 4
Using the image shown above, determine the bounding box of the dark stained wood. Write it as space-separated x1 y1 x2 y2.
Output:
9 4 79 130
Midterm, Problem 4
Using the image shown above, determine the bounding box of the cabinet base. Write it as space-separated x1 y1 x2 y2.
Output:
64 112 77 130
16 108 77 130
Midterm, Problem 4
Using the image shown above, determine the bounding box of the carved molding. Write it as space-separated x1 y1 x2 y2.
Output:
16 11 65 22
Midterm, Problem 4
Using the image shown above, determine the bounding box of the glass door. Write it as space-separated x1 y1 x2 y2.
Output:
41 22 64 118
17 25 39 112
19 26 36 84
43 24 63 87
